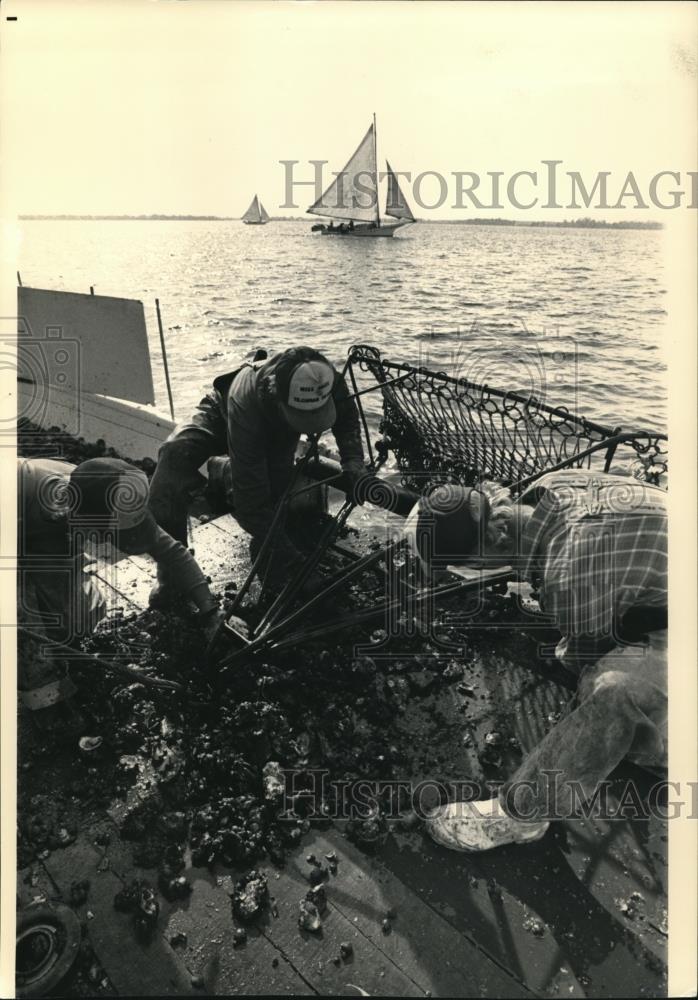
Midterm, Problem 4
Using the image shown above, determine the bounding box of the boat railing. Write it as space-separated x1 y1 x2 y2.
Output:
346 344 668 493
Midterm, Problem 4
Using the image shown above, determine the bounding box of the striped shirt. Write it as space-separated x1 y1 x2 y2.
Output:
520 469 667 668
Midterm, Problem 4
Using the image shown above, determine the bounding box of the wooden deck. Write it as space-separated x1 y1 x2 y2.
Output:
18 512 668 997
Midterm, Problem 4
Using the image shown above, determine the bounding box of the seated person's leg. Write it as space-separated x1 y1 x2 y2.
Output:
18 572 81 723
427 635 667 852
501 643 667 822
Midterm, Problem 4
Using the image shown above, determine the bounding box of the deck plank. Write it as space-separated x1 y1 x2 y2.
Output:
90 514 251 618
159 867 316 996
186 516 252 594
255 847 425 998
41 835 195 996
291 829 531 998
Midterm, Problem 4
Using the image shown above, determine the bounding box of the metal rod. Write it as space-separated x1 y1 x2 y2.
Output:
602 427 625 473
258 537 405 645
17 271 22 286
344 370 413 402
348 360 375 470
227 473 298 613
510 431 667 495
270 569 513 651
19 627 183 692
219 541 486 670
373 112 380 227
288 472 343 498
219 567 513 667
155 298 176 421
220 503 377 669
254 499 355 636
227 438 322 615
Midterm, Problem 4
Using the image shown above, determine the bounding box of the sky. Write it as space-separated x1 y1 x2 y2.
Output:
0 0 696 220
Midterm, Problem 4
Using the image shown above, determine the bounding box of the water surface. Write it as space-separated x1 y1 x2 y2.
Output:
18 220 667 435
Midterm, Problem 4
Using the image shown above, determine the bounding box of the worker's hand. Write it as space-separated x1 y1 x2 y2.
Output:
225 615 250 640
199 607 230 657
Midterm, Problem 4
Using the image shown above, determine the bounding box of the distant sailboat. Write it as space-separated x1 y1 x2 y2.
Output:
242 195 270 225
308 115 415 237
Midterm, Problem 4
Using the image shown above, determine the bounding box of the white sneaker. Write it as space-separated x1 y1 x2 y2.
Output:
425 799 549 853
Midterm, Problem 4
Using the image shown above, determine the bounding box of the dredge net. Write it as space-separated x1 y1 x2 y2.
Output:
348 345 668 494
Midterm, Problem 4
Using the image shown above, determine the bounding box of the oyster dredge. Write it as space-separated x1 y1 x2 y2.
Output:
16 286 669 998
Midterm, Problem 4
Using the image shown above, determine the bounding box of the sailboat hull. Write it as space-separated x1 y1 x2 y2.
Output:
243 220 268 225
317 222 412 238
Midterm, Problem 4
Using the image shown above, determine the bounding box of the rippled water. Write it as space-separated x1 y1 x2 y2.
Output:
18 220 667 434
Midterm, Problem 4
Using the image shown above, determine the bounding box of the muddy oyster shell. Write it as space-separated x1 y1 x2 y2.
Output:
298 899 322 933
262 761 285 802
231 870 268 923
306 884 327 914
78 736 103 752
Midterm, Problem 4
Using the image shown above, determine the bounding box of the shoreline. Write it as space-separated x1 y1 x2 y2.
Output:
18 215 663 230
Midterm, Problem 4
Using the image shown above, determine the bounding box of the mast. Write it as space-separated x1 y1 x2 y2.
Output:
373 112 380 227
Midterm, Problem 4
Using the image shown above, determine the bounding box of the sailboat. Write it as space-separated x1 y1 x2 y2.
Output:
308 116 415 237
242 195 270 225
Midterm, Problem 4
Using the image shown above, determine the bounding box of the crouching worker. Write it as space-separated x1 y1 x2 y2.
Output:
18 456 225 726
147 347 365 594
404 468 667 851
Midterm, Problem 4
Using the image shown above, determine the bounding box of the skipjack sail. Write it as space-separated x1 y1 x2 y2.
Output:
308 115 415 237
242 195 270 225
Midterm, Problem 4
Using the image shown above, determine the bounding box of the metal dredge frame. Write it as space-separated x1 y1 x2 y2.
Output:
214 345 668 671
346 344 668 493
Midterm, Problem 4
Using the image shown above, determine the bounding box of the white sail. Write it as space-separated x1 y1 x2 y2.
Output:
307 123 379 223
242 196 261 223
385 161 415 221
259 200 270 223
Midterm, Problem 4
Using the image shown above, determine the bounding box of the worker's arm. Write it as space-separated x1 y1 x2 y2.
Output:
331 374 364 468
145 526 218 614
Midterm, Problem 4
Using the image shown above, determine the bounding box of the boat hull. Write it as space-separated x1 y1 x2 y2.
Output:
317 222 412 238
17 379 175 463
243 220 268 225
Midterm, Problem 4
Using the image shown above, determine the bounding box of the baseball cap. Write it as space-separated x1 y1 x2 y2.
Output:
70 458 150 532
404 485 489 569
278 358 337 434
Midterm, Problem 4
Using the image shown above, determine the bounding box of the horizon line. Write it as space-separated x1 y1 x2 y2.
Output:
17 214 664 229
